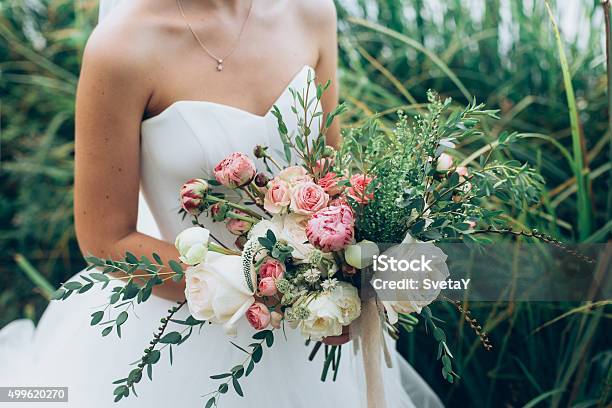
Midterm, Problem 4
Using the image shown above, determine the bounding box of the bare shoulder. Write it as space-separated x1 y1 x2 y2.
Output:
81 2 162 85
293 0 337 32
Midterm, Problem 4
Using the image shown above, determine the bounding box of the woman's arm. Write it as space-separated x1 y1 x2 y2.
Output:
312 0 341 148
74 26 185 301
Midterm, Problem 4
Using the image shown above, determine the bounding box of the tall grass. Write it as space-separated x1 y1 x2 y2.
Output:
336 0 611 406
0 0 610 407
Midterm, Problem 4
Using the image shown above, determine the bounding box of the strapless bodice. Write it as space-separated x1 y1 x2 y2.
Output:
137 65 315 245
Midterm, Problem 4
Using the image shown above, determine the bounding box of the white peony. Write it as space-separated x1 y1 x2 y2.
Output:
175 227 210 265
376 234 449 324
184 252 256 336
295 282 361 340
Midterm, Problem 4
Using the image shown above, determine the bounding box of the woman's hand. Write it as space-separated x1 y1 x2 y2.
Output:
322 325 350 345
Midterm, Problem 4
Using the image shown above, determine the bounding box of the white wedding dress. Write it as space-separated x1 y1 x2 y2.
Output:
0 4 443 408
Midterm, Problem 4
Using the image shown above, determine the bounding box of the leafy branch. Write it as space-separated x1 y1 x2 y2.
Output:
421 306 460 384
52 252 185 337
204 330 275 407
112 301 205 402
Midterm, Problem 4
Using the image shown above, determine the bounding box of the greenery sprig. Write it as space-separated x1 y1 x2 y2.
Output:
204 329 275 407
420 306 460 384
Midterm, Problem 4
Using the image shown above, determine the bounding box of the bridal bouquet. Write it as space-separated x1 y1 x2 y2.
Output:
54 77 544 405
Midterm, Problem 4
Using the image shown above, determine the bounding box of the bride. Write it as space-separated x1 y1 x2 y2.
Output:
0 0 443 407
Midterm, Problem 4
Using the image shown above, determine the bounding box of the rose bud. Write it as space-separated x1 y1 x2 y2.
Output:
258 277 277 296
254 145 268 159
436 153 454 172
179 178 209 216
258 257 285 279
246 302 271 330
254 173 270 188
214 152 257 189
174 226 210 265
344 240 379 269
226 210 253 235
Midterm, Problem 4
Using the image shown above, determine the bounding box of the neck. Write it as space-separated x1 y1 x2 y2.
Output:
185 0 245 13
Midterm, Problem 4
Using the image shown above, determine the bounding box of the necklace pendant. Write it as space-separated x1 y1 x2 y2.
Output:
216 59 223 72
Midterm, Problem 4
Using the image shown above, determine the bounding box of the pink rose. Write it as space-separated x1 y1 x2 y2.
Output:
246 302 271 330
270 311 283 329
436 153 454 172
306 205 355 252
263 177 291 214
226 210 252 235
179 178 209 215
259 257 285 279
317 172 345 196
214 152 257 189
346 174 375 204
258 277 277 296
279 166 312 185
290 182 329 215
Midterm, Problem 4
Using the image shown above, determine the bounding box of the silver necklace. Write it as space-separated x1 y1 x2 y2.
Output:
176 0 253 72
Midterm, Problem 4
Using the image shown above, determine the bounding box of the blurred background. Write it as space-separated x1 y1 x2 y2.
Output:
0 0 610 406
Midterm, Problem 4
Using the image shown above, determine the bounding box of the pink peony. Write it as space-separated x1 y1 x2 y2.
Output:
258 277 277 296
246 302 271 330
278 166 312 185
346 174 375 204
317 172 345 196
214 152 256 189
290 182 329 215
259 257 285 279
263 177 291 214
306 205 355 252
179 178 209 215
226 210 252 236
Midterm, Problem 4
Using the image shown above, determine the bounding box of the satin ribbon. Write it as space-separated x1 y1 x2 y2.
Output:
352 286 392 408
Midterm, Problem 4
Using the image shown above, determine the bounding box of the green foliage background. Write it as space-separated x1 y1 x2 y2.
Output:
0 0 610 406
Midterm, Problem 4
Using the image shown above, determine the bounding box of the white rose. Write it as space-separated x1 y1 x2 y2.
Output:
184 252 256 336
175 227 210 265
329 282 361 325
297 294 343 340
295 282 361 340
376 237 449 324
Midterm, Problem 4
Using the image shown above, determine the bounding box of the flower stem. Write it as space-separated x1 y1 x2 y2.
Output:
205 195 262 219
208 243 241 256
